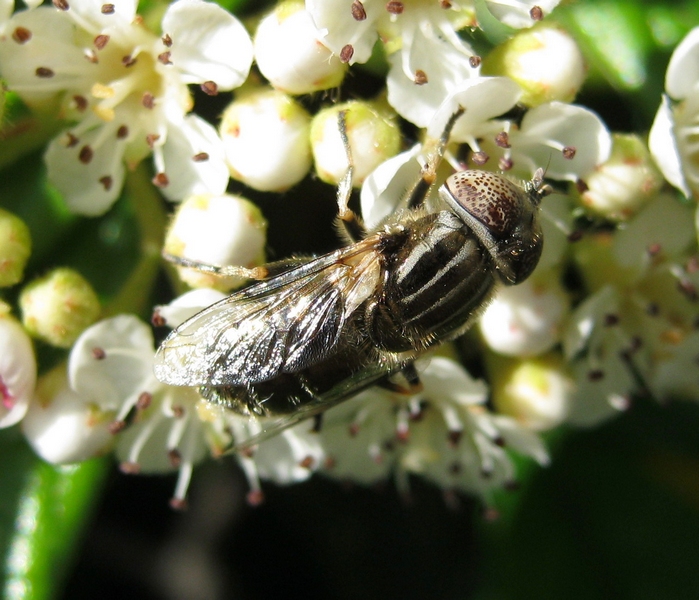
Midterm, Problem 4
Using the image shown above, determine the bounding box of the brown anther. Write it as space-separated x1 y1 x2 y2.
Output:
92 346 106 359
647 242 662 256
493 436 505 448
168 448 182 467
604 313 619 326
495 131 511 148
482 507 500 522
324 456 336 469
575 178 589 193
136 391 152 410
73 95 88 112
151 310 166 327
169 497 188 511
530 5 543 20
171 404 185 418
101 3 115 14
122 54 137 67
152 172 169 188
108 420 126 434
246 489 265 506
84 50 99 64
588 369 604 381
162 33 173 47
52 0 69 10
414 70 428 85
66 132 80 147
119 461 141 474
562 146 576 159
145 133 160 148
12 27 32 44
99 176 113 190
339 44 354 63
200 80 218 96
686 255 699 273
386 1 404 14
94 34 109 50
299 455 315 469
568 230 584 242
79 145 94 164
395 427 409 443
441 0 452 8
498 156 513 171
35 67 55 78
192 152 209 162
142 92 155 109
449 461 461 474
447 429 462 447
469 55 482 68
348 423 360 437
116 125 129 139
158 51 172 65
351 0 367 20
471 151 489 165
646 302 659 316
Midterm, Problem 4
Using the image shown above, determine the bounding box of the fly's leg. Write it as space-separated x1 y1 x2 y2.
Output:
335 110 367 243
378 362 423 395
406 106 465 209
162 254 312 281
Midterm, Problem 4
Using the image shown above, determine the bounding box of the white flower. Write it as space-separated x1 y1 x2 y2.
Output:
307 0 480 126
475 102 612 182
254 1 346 95
484 0 560 30
480 274 570 357
220 90 312 192
317 357 548 499
649 27 699 197
0 0 253 214
163 193 268 291
0 308 36 428
563 194 699 425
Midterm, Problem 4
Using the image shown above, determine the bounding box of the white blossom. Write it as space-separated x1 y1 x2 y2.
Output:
0 308 36 428
0 0 253 214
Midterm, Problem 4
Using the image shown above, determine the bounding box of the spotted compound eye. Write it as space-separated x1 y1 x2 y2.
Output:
443 170 527 238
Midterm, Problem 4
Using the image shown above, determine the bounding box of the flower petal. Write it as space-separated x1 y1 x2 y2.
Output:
485 0 560 29
159 114 229 202
0 316 36 428
665 26 699 100
162 0 252 90
156 289 227 329
649 95 691 197
45 123 126 216
68 315 155 409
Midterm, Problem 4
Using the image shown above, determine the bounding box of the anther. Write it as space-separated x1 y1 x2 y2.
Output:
351 0 367 20
340 44 354 63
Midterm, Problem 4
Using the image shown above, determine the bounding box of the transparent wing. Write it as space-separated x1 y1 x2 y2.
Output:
154 238 383 388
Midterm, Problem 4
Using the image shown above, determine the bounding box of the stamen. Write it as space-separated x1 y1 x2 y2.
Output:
340 44 354 63
351 0 367 20
12 27 32 44
101 4 115 14
200 81 218 96
98 176 113 190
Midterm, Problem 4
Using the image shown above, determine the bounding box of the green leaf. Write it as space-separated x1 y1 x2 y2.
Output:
476 399 699 599
0 430 108 600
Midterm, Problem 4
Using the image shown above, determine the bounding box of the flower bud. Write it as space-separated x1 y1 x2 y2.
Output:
479 274 570 357
164 193 268 291
482 24 585 106
20 268 101 348
311 101 401 187
22 366 114 463
574 134 663 221
490 352 572 431
0 208 31 287
0 303 36 428
254 1 347 95
220 89 312 191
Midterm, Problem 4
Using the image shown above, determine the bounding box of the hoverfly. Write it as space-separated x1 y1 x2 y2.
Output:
154 107 550 449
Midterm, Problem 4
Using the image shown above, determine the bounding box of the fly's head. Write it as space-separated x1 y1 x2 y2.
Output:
439 168 550 285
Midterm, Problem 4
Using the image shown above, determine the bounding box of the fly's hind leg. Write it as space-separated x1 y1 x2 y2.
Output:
162 253 313 281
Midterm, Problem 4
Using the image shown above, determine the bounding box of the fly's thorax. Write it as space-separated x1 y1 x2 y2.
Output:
438 170 545 285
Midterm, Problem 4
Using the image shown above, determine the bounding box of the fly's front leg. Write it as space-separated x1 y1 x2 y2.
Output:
407 106 465 209
336 109 367 243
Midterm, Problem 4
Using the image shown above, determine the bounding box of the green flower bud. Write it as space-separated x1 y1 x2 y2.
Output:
482 23 585 107
490 352 572 431
574 134 663 221
0 208 32 287
311 100 401 187
20 268 101 348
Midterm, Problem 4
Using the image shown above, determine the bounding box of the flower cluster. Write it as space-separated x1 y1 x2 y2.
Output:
1 0 698 511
